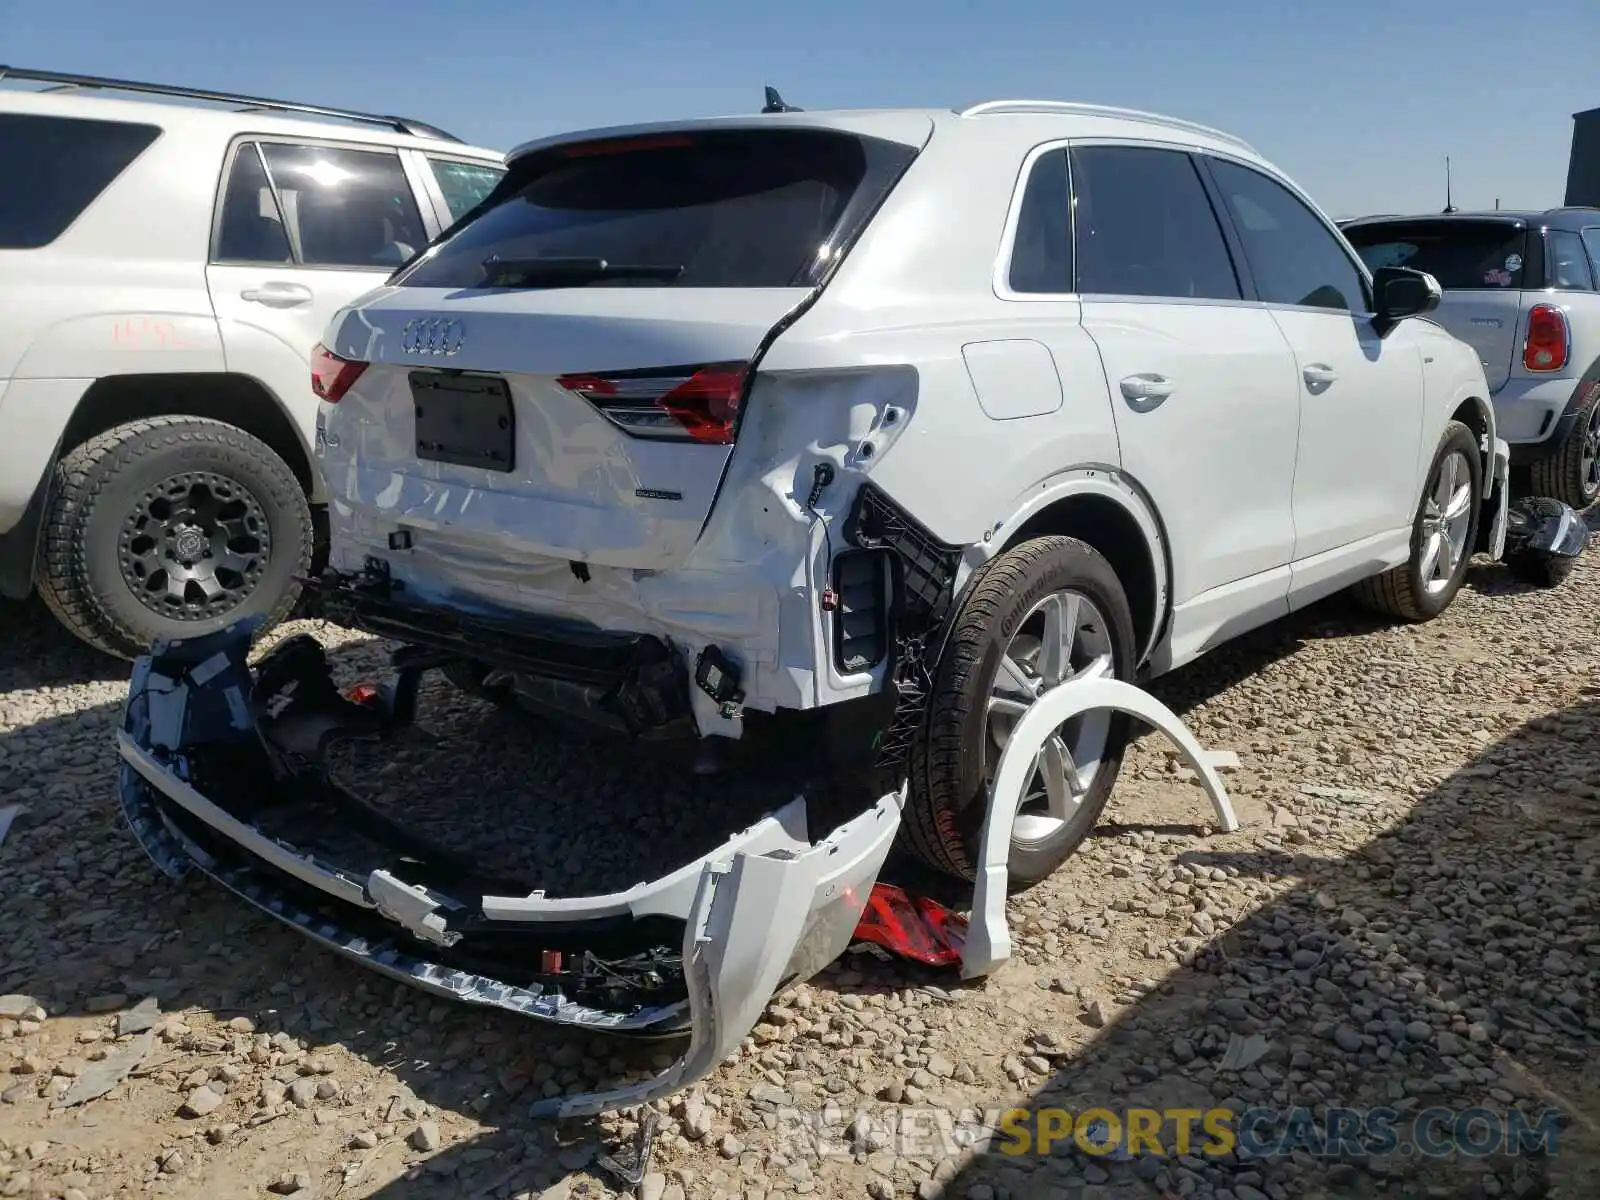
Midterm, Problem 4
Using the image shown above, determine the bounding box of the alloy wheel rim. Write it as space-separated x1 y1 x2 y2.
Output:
1418 450 1474 597
1581 404 1600 498
983 589 1116 846
117 471 271 621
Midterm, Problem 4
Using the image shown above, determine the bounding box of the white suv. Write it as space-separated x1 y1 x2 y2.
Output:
0 67 505 658
114 96 1513 1117
306 98 1506 887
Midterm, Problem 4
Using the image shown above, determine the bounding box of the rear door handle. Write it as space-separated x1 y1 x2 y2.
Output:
240 282 314 307
1302 363 1338 388
1119 374 1175 408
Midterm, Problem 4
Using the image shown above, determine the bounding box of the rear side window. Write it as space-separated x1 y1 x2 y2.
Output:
1069 145 1241 301
1545 230 1595 290
0 113 160 249
426 157 505 223
1342 220 1528 289
1007 148 1073 293
259 143 429 269
398 128 914 289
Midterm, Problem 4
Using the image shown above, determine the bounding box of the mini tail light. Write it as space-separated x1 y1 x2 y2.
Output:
311 343 368 403
556 363 748 444
1523 304 1569 372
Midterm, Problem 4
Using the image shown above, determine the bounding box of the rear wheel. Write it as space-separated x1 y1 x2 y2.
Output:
36 416 312 660
1528 382 1600 511
1354 419 1482 622
903 535 1136 890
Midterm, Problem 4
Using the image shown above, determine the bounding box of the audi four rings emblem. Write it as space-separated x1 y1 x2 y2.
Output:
401 317 465 357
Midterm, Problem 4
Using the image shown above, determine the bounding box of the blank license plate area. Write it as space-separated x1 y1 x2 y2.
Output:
411 372 514 472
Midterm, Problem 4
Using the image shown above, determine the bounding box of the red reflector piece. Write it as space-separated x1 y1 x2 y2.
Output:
559 134 694 158
342 682 381 706
541 950 563 973
311 342 368 403
851 883 968 968
1523 304 1569 372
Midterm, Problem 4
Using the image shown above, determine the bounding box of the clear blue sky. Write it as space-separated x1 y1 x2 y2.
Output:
8 0 1599 217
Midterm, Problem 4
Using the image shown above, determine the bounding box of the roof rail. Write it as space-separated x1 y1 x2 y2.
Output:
956 99 1256 155
0 65 463 142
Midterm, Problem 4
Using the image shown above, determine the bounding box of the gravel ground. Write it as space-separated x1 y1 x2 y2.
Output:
2 531 1599 1200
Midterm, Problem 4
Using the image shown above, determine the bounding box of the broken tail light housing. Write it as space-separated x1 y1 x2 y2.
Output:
557 363 748 444
1523 304 1570 372
311 343 369 403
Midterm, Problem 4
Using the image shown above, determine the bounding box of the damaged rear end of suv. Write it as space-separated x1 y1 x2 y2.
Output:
115 107 944 1115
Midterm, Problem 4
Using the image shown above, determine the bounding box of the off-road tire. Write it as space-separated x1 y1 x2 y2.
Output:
1528 381 1600 511
35 416 313 660
903 535 1137 890
1354 419 1483 622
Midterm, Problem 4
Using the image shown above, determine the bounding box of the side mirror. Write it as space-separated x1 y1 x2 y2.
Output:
1371 265 1441 337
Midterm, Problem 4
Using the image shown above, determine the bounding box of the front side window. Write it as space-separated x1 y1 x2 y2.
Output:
0 112 161 249
1006 148 1073 294
1545 230 1594 290
223 142 428 270
427 157 505 224
1207 158 1369 313
1068 145 1241 301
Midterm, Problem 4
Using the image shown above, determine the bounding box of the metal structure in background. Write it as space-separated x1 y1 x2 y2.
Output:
1565 106 1600 207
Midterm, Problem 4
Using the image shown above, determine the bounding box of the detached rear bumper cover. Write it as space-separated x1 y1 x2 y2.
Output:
114 619 903 1117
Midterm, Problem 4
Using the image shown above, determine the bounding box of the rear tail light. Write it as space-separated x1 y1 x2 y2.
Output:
556 363 748 444
311 343 368 403
1523 304 1569 372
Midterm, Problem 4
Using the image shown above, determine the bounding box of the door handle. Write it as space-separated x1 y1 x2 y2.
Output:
1119 374 1176 407
1302 363 1338 388
240 282 313 307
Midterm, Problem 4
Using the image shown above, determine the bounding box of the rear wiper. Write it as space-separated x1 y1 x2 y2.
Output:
479 256 684 287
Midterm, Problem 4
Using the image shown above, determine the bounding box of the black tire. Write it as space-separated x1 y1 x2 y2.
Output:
903 535 1137 890
35 416 313 661
1354 420 1483 622
1528 381 1600 511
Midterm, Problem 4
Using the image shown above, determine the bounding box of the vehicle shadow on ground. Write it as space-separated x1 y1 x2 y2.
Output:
0 595 130 690
2 582 1596 1198
356 645 1598 1196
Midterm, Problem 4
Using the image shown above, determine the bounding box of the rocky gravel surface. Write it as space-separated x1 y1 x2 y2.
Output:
2 536 1599 1200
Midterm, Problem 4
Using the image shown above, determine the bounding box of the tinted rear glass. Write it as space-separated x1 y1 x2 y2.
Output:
1341 220 1526 289
0 113 161 249
398 129 890 289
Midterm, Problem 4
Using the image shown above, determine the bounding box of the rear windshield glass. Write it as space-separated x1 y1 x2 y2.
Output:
397 128 891 289
0 112 161 249
1341 220 1526 289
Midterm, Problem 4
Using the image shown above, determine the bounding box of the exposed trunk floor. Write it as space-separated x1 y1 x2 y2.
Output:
310 672 860 898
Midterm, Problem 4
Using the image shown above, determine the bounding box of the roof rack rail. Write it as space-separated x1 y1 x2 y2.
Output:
956 99 1256 155
0 65 463 142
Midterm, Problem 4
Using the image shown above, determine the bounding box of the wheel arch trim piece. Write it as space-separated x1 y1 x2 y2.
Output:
960 675 1237 980
958 467 1172 667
